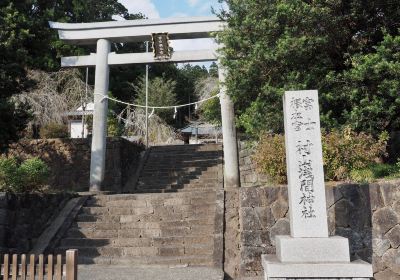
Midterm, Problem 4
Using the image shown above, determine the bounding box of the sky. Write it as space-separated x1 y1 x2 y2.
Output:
116 0 227 66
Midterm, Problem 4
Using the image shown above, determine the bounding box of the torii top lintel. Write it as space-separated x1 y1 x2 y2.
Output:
49 16 225 45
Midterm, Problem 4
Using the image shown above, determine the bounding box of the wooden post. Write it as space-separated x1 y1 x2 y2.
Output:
38 254 44 280
11 254 17 280
55 254 62 280
66 249 78 280
4 254 9 280
21 254 27 280
29 254 35 280
47 255 53 280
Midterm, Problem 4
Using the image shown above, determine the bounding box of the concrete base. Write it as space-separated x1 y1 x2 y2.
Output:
276 236 350 263
262 255 373 280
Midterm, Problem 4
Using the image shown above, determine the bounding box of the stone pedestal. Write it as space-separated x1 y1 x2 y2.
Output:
262 255 372 280
275 236 350 263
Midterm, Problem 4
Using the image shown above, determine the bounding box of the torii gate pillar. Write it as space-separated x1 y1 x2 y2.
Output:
218 64 240 188
90 39 111 191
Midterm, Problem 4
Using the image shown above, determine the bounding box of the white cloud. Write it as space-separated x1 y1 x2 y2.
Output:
118 0 160 18
187 0 199 7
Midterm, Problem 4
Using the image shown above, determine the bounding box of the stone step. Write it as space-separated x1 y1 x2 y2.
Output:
76 254 215 266
140 167 220 175
78 211 214 224
140 171 219 180
132 187 219 194
87 189 217 202
134 185 219 193
143 162 222 169
61 236 214 248
72 218 214 230
76 212 215 223
146 156 222 162
138 177 219 184
80 203 215 216
66 225 215 239
86 195 217 207
149 144 221 152
136 182 219 189
57 243 214 258
149 148 221 154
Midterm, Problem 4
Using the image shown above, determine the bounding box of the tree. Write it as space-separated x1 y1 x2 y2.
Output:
149 63 209 126
195 77 221 125
0 0 143 148
218 0 400 136
134 76 177 124
0 3 32 150
331 33 400 135
14 69 93 127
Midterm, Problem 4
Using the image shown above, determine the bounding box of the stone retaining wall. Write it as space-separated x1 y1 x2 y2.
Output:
236 182 400 279
238 142 269 188
0 192 75 253
7 138 144 192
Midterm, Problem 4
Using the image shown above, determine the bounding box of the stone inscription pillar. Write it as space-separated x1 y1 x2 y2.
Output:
89 39 111 192
218 62 240 188
262 90 373 280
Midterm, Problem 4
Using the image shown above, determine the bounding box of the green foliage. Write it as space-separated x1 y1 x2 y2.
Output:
40 123 69 139
134 76 177 124
0 157 49 193
199 98 222 125
350 163 399 183
254 128 388 183
322 127 388 180
108 114 124 137
0 100 30 151
18 158 50 192
0 157 19 190
0 3 32 150
147 63 210 126
329 33 400 135
349 169 375 183
218 0 400 136
253 134 287 184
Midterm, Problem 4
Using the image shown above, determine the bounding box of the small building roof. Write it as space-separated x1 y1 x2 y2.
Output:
180 123 221 136
64 102 94 116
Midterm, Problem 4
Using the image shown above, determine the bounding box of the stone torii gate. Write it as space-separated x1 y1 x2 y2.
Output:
49 17 240 192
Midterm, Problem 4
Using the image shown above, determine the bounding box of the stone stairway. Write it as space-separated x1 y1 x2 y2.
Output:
53 144 224 267
135 144 223 193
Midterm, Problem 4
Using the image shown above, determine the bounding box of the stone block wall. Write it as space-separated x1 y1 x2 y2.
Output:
0 192 75 253
238 142 269 188
7 138 144 192
235 182 400 279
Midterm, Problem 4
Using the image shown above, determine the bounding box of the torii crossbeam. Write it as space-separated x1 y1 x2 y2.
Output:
50 16 240 191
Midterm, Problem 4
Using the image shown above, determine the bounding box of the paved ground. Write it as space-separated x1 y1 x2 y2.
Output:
78 265 224 280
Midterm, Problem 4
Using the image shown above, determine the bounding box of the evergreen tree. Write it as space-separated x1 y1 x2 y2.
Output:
218 0 400 136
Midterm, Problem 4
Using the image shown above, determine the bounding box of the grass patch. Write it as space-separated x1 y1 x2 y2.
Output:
350 163 400 183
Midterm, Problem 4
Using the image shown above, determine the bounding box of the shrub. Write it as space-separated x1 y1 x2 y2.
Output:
350 163 399 183
0 157 20 190
253 133 286 184
322 127 388 181
254 127 388 183
40 123 69 139
0 157 49 193
18 157 50 192
349 169 375 183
